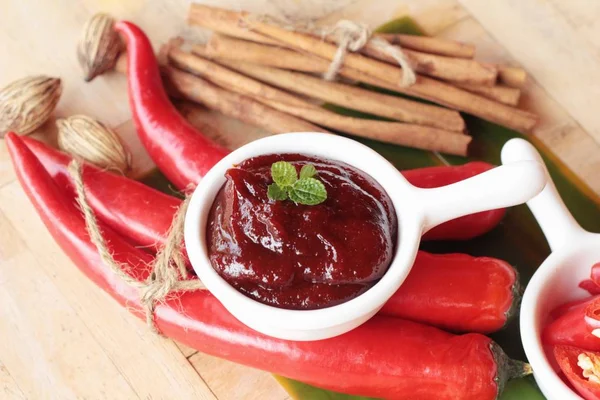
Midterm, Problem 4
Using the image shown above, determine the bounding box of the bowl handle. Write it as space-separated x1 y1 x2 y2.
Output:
415 160 547 234
501 138 588 252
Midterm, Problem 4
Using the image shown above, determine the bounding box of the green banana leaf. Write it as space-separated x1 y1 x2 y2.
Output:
140 16 600 400
273 17 600 400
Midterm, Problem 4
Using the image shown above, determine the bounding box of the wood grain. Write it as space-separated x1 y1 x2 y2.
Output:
0 183 217 399
459 0 600 145
2 0 600 398
189 353 289 400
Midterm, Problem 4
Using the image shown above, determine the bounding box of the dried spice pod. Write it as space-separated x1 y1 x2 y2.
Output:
0 76 62 137
57 115 131 173
78 13 123 82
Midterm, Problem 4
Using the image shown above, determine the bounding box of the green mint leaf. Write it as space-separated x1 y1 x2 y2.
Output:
267 183 288 201
299 164 317 179
271 161 297 187
288 178 327 205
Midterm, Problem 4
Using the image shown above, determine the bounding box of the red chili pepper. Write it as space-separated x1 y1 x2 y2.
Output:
382 251 519 333
404 162 506 240
554 345 600 400
8 132 528 400
115 21 229 190
21 136 180 252
23 136 504 246
116 20 506 241
24 138 516 332
544 296 600 351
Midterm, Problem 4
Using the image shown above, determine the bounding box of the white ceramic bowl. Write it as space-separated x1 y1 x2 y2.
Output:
185 132 546 341
502 138 600 400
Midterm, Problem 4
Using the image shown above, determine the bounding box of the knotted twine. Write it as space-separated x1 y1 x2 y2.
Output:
68 160 205 334
321 20 417 86
242 15 417 87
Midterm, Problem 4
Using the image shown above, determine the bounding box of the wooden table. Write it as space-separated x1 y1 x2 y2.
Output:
2 0 600 398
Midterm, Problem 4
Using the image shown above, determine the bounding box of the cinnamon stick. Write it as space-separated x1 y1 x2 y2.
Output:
376 33 476 59
362 43 497 86
257 97 471 156
498 65 527 88
203 35 323 72
169 47 318 109
207 55 465 132
165 67 328 134
115 52 327 136
203 34 537 132
456 83 521 106
170 49 470 155
197 40 464 131
188 4 278 45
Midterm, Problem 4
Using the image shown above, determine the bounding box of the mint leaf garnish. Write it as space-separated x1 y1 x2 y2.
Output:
267 183 288 201
269 161 327 205
288 178 327 205
271 161 297 187
299 164 317 179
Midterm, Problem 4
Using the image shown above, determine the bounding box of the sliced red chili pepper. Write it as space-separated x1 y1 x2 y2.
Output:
544 296 600 351
8 132 529 400
554 345 600 400
382 251 519 333
115 21 229 190
404 162 506 240
581 280 600 296
23 136 504 245
592 263 600 287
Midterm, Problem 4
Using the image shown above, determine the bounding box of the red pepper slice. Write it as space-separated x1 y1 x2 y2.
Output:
581 280 600 296
115 21 229 190
382 251 519 333
23 136 504 245
404 162 506 240
544 296 600 351
554 345 600 400
7 132 529 400
592 263 600 287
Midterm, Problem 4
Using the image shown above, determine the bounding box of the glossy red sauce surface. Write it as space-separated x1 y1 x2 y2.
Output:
207 154 397 310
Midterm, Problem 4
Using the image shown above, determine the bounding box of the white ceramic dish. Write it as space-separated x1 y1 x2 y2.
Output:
502 138 600 400
185 132 546 341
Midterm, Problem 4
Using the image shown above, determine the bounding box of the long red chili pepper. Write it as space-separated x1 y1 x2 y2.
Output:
381 251 519 333
115 21 229 190
115 20 505 240
8 132 528 400
544 296 600 351
22 136 179 251
406 162 506 240
23 136 504 244
23 137 517 333
554 345 600 400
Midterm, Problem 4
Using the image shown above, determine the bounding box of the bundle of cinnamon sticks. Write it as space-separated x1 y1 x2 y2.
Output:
133 5 539 156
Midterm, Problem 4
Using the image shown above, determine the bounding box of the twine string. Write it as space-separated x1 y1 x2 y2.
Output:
242 15 416 86
68 160 204 334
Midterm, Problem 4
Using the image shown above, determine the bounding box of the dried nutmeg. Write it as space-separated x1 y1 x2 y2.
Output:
78 13 123 82
57 115 131 174
0 76 62 137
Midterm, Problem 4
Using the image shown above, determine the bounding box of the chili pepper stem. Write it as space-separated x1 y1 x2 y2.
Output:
492 342 532 399
504 269 523 329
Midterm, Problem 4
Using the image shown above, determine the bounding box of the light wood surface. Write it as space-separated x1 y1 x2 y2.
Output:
2 0 600 398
